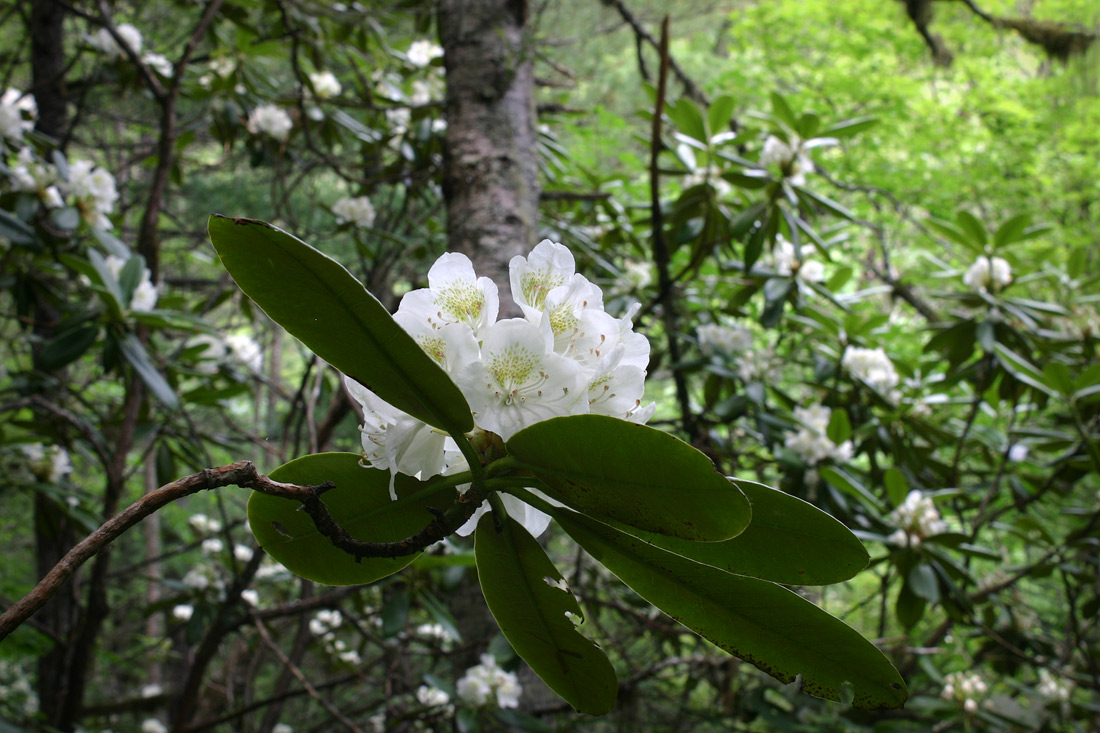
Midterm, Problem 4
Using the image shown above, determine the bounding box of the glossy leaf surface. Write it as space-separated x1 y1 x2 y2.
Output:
552 507 908 710
506 415 750 541
208 215 472 434
475 512 617 715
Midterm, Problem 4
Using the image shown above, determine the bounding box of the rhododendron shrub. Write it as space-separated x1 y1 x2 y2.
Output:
209 216 907 714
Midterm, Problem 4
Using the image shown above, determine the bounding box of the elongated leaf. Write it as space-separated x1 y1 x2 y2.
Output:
955 210 987 245
551 507 907 710
208 216 472 434
506 415 750 541
820 115 878 139
993 213 1031 247
251 453 457 585
706 95 736 140
600 479 868 585
795 186 855 221
39 324 100 371
117 333 178 409
475 512 617 714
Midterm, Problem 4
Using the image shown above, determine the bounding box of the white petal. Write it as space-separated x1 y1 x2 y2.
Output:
509 240 576 317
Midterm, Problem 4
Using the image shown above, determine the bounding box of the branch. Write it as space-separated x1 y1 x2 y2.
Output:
0 462 481 641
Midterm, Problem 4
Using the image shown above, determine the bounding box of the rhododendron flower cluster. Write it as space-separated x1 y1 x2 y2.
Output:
784 404 853 466
963 255 1012 292
888 489 947 547
332 196 376 228
767 234 824 282
456 654 522 709
308 70 342 99
247 104 293 142
941 671 988 713
0 88 36 143
345 240 653 497
760 134 814 186
90 23 143 60
104 254 158 311
842 346 900 396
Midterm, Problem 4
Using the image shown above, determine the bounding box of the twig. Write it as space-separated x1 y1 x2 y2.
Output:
253 616 366 733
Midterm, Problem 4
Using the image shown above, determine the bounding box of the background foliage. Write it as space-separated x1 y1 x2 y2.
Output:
1 0 1098 730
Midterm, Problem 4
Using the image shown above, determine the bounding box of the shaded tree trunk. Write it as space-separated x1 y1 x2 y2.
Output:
440 0 540 316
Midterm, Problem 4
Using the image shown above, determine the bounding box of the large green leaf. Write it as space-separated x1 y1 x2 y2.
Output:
251 453 457 586
606 480 868 585
551 507 907 710
208 216 472 434
506 415 750 541
475 512 617 715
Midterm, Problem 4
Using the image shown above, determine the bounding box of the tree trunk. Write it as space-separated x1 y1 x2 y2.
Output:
439 0 540 316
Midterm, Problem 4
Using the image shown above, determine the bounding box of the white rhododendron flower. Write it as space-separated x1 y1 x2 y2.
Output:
225 333 263 372
309 609 342 636
9 147 55 193
760 134 815 186
1037 668 1072 702
189 513 221 534
332 196 376 228
272 725 293 733
22 444 72 483
201 538 224 554
456 654 522 709
842 346 899 394
888 490 947 547
417 685 451 707
0 89 37 142
141 684 163 698
91 23 143 60
941 671 988 713
172 604 194 621
240 589 259 606
784 404 853 466
698 323 753 355
407 40 444 67
131 279 159 311
345 241 652 536
63 159 118 229
247 104 293 142
308 71 342 99
141 719 167 733
767 235 824 282
142 52 173 77
963 255 1012 292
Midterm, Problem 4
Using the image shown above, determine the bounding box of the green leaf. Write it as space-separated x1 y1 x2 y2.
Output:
117 333 178 409
992 343 1059 398
925 217 980 252
251 453 458 586
668 98 706 143
551 507 907 710
39 324 100 371
475 512 617 715
954 210 987 246
884 468 908 508
795 187 855 221
48 206 81 232
826 408 851 444
603 479 868 585
820 467 885 512
769 92 799 129
506 415 750 541
0 209 35 245
992 213 1031 247
208 216 472 434
819 116 878 139
907 563 940 604
706 95 736 140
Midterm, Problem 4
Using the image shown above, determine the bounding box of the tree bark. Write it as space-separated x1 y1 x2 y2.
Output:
439 0 540 316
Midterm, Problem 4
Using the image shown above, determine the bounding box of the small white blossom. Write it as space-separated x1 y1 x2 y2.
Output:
189 513 222 535
182 568 211 590
0 89 37 142
784 405 853 466
698 324 753 356
130 278 159 311
141 684 162 698
172 604 194 621
332 196 376 228
963 255 1012 292
140 719 167 733
766 235 823 282
233 544 255 563
8 147 55 193
22 444 72 483
225 333 263 372
309 609 342 636
273 725 294 733
842 346 899 394
240 589 259 606
1008 444 1029 462
942 671 988 713
456 654 522 709
63 159 118 229
142 52 173 77
385 107 410 135
890 490 947 546
201 538 224 555
1037 668 1071 702
417 685 450 707
91 23 143 61
407 40 444 67
760 134 814 186
247 104 293 142
308 71 342 99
